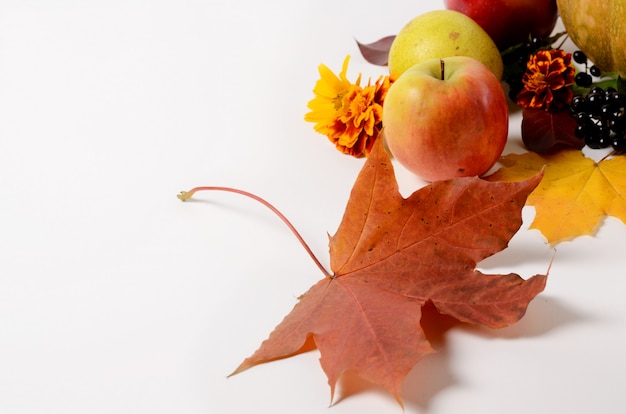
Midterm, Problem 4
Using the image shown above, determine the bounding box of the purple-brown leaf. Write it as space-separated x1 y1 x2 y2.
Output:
355 35 395 66
521 108 584 153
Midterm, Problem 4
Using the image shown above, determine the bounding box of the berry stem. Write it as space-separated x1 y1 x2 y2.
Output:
553 31 569 50
178 186 333 278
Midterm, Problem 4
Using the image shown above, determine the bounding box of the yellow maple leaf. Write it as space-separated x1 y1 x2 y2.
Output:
487 150 626 244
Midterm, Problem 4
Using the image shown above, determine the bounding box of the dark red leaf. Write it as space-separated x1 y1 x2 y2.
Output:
521 108 584 153
355 35 395 66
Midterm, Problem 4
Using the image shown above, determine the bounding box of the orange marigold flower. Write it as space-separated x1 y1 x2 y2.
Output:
304 55 393 157
516 49 575 111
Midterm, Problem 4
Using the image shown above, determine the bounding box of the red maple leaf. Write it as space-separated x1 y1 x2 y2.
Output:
223 139 547 404
181 139 547 405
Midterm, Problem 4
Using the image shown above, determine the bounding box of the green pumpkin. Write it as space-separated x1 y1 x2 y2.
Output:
557 0 626 75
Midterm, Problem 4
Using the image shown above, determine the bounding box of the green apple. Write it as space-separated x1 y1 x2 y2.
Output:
388 10 503 79
382 56 508 182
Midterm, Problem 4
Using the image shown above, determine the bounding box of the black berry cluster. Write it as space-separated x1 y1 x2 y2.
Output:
572 50 603 88
570 86 626 152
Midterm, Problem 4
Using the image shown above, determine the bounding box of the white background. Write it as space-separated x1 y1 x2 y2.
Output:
1 1 625 413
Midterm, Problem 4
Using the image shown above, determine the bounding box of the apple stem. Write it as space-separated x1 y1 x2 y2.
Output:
440 59 445 81
178 186 333 278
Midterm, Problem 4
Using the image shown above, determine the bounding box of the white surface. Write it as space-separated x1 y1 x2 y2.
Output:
1 1 624 413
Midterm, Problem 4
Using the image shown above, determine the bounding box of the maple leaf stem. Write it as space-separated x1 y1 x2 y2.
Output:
178 186 333 278
599 150 617 163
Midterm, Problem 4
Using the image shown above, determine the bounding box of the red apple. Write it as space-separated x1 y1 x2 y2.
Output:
444 0 558 50
382 56 508 182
